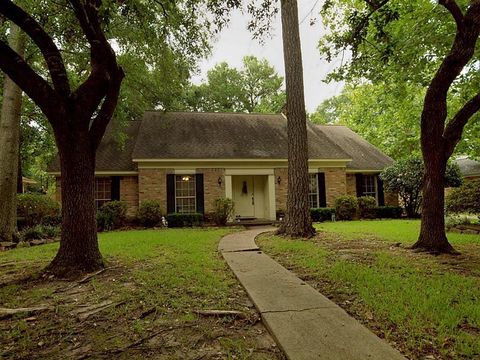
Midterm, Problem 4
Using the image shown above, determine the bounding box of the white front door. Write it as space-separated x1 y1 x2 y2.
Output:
232 175 255 218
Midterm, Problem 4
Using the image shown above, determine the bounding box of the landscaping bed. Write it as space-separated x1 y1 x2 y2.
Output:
1 228 284 359
257 220 480 360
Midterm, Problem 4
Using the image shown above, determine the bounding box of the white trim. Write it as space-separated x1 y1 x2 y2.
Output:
225 175 233 199
268 174 276 220
48 171 139 176
225 168 274 175
174 169 196 174
133 158 352 163
346 169 382 174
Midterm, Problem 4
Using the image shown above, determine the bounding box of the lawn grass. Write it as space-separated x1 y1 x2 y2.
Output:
1 228 283 359
258 220 480 360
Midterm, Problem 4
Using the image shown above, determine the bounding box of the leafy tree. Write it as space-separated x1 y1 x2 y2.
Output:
381 156 462 218
319 0 480 253
276 0 315 237
183 55 285 113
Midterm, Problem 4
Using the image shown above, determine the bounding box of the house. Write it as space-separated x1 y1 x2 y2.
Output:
48 112 397 220
454 156 480 181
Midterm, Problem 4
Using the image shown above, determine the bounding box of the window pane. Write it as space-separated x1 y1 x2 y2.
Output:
308 174 318 208
362 175 377 199
175 175 196 214
95 178 112 209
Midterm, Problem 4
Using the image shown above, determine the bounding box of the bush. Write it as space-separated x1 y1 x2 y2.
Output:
211 198 235 226
375 206 403 219
357 196 377 219
334 195 358 220
96 201 127 231
445 214 479 229
446 179 480 214
310 208 335 222
166 213 203 228
137 200 162 227
20 224 60 241
41 214 62 226
17 194 60 227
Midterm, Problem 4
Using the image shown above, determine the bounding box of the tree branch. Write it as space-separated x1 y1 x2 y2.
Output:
0 39 61 120
0 0 70 95
443 91 480 157
439 0 464 30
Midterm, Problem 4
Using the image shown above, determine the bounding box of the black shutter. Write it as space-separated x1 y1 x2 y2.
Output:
377 176 385 206
167 174 175 214
195 174 204 214
111 176 121 201
317 173 327 207
355 174 364 197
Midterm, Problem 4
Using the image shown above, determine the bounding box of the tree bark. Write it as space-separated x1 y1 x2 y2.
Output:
276 0 315 238
46 122 103 276
0 24 24 242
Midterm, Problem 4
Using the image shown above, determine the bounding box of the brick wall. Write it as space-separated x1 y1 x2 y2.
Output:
120 176 139 216
274 168 288 213
198 168 225 214
320 168 347 207
346 174 356 196
138 168 167 214
385 192 399 206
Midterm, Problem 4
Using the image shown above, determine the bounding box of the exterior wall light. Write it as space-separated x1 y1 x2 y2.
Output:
277 176 281 185
218 177 223 187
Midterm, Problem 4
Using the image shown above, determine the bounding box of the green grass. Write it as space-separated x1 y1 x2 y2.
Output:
1 228 282 359
316 219 480 245
258 220 480 360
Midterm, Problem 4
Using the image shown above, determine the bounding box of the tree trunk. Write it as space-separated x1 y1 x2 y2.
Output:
46 126 103 276
0 24 24 242
276 0 315 238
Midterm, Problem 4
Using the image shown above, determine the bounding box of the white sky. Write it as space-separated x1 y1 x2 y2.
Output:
192 0 345 113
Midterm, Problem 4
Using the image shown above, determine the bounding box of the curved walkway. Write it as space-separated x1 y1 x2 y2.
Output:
219 227 406 360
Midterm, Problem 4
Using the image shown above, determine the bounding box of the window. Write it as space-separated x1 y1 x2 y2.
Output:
175 175 196 213
362 175 377 200
308 174 319 209
95 177 111 208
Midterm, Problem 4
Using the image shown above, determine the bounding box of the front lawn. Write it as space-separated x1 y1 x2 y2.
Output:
1 228 283 359
258 220 480 360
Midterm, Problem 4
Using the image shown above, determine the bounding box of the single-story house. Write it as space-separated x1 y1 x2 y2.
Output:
454 156 480 181
48 112 398 220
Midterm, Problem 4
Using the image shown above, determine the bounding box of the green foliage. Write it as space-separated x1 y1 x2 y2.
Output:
310 208 335 222
137 200 162 227
375 206 403 219
182 56 285 113
334 195 358 220
446 180 480 215
16 194 60 227
96 201 127 231
20 224 60 241
445 214 479 229
357 196 377 219
211 198 235 226
166 213 204 228
381 156 462 217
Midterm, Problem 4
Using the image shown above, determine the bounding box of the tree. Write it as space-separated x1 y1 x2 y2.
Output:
0 23 25 242
183 56 285 113
0 0 214 276
319 0 480 253
446 179 480 214
381 156 462 218
276 0 315 238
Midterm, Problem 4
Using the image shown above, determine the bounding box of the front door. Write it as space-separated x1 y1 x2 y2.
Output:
232 175 255 218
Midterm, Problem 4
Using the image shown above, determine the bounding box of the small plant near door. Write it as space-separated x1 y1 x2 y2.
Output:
212 198 235 226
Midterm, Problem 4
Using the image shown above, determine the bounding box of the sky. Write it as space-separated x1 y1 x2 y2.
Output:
192 0 345 113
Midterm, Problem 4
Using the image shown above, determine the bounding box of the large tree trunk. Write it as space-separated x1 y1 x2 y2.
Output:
276 0 315 238
0 24 24 242
46 126 103 276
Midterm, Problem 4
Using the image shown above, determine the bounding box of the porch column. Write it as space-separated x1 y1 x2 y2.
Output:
268 174 276 220
225 175 232 199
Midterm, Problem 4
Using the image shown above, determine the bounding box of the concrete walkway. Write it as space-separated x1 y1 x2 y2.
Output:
219 227 406 360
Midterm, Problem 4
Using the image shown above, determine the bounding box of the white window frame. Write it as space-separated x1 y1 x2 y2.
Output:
174 175 197 214
95 177 112 208
308 173 319 209
362 175 378 203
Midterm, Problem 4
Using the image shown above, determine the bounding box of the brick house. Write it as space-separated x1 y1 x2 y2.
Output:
48 112 397 220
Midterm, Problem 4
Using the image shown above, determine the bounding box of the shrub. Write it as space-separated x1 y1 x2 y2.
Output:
96 201 127 231
375 206 403 219
137 200 162 227
41 214 62 226
20 224 60 241
446 180 480 215
17 194 60 227
310 208 335 222
334 195 358 220
445 214 479 229
211 198 235 226
357 196 377 219
166 213 203 228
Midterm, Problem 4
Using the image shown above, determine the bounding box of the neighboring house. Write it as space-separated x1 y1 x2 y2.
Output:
455 156 480 181
48 112 397 220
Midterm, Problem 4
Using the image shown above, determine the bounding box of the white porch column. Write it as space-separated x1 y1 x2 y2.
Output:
225 175 232 199
268 174 276 220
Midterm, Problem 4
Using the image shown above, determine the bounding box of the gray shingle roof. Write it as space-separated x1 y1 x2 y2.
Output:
455 156 480 177
132 112 350 160
315 125 394 170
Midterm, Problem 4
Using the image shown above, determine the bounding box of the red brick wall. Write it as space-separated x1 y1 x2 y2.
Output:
320 168 347 207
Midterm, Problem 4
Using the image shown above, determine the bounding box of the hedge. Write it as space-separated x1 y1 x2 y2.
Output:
310 208 335 222
375 206 402 219
166 213 204 228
